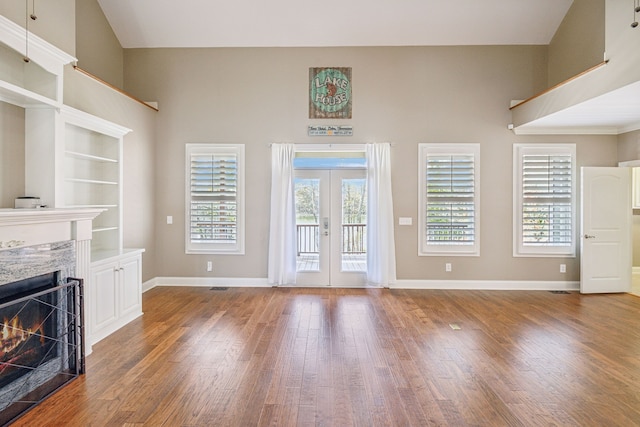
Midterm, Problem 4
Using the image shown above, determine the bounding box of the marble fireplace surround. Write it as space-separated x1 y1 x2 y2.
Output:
0 208 103 354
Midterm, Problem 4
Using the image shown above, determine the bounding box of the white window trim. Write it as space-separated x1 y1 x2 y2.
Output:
185 143 245 255
418 143 481 256
513 143 576 257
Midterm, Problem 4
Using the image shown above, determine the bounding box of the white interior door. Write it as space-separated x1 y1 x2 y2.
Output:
295 169 367 287
580 167 632 294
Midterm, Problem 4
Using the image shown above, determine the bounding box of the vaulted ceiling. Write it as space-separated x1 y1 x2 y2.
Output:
98 1 640 135
96 0 573 48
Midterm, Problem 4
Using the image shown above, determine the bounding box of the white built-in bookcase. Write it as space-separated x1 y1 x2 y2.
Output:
24 107 131 259
0 15 132 259
0 15 144 349
61 108 130 258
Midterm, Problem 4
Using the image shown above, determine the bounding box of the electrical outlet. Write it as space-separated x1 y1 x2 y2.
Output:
445 263 452 272
167 215 173 224
560 264 566 273
399 217 412 226
207 261 213 272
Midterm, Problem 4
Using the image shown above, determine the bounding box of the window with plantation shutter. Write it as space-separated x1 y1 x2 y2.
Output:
513 144 575 257
185 144 245 254
418 144 480 256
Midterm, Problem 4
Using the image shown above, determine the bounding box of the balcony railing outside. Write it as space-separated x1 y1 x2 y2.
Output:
296 224 366 255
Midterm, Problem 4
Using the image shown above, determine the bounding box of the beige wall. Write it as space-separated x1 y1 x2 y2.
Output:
618 130 640 162
0 0 75 56
64 66 157 282
0 102 25 207
618 129 640 266
548 0 605 87
513 0 640 128
124 46 618 283
75 0 124 89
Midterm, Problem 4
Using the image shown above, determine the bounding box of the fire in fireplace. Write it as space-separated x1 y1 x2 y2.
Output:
0 272 59 391
0 268 84 426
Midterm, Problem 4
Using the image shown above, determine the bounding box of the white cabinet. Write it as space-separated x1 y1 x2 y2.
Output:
90 249 144 345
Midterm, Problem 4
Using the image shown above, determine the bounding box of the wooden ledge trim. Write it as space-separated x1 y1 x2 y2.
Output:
509 60 609 111
73 66 159 112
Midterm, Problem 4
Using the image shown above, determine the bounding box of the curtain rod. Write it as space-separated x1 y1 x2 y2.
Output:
268 142 395 147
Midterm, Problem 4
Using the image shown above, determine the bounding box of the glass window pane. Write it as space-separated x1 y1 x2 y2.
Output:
341 178 367 272
295 178 320 272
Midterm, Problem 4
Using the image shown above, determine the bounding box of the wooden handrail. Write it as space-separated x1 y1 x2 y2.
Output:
73 66 159 112
509 60 609 110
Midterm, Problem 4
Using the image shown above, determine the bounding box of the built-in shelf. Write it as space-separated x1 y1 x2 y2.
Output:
65 178 118 185
93 226 119 233
0 80 60 109
65 204 118 209
65 151 118 163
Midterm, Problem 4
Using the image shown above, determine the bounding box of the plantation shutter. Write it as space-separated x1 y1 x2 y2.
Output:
521 154 572 246
425 154 475 245
189 152 238 245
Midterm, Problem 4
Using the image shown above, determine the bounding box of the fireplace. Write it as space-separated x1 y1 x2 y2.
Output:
0 241 84 426
0 272 60 390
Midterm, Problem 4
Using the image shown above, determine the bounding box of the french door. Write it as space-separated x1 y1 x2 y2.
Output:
294 169 367 287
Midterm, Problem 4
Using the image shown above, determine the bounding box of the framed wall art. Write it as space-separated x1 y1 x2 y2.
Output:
309 67 352 119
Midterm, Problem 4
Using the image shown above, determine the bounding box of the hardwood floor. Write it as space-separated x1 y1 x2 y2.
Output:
11 287 640 426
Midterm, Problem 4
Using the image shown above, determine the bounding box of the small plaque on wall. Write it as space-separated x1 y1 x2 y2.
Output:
308 125 353 136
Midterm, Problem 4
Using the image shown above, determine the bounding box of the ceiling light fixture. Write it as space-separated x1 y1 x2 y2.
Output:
30 0 37 21
633 0 639 28
23 0 29 62
23 0 37 62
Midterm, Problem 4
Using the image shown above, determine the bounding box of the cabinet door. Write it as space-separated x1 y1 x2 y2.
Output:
120 255 142 318
92 263 118 332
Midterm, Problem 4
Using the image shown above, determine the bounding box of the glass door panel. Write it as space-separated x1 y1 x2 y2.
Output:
339 176 367 272
295 170 330 286
295 176 320 272
330 170 367 286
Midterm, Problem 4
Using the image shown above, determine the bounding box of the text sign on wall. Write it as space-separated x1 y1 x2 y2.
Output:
308 125 353 136
309 67 352 119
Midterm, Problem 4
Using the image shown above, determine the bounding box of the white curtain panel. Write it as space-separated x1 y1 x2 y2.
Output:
267 143 297 286
366 143 397 286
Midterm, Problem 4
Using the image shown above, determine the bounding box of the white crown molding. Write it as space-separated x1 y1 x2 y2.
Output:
513 126 620 135
60 105 131 137
0 15 76 76
616 122 640 135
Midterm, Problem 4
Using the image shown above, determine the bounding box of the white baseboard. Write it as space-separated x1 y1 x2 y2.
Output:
633 267 640 276
143 276 271 292
391 279 580 291
143 277 579 292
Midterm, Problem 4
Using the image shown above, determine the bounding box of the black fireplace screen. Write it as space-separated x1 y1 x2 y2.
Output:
0 276 84 426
